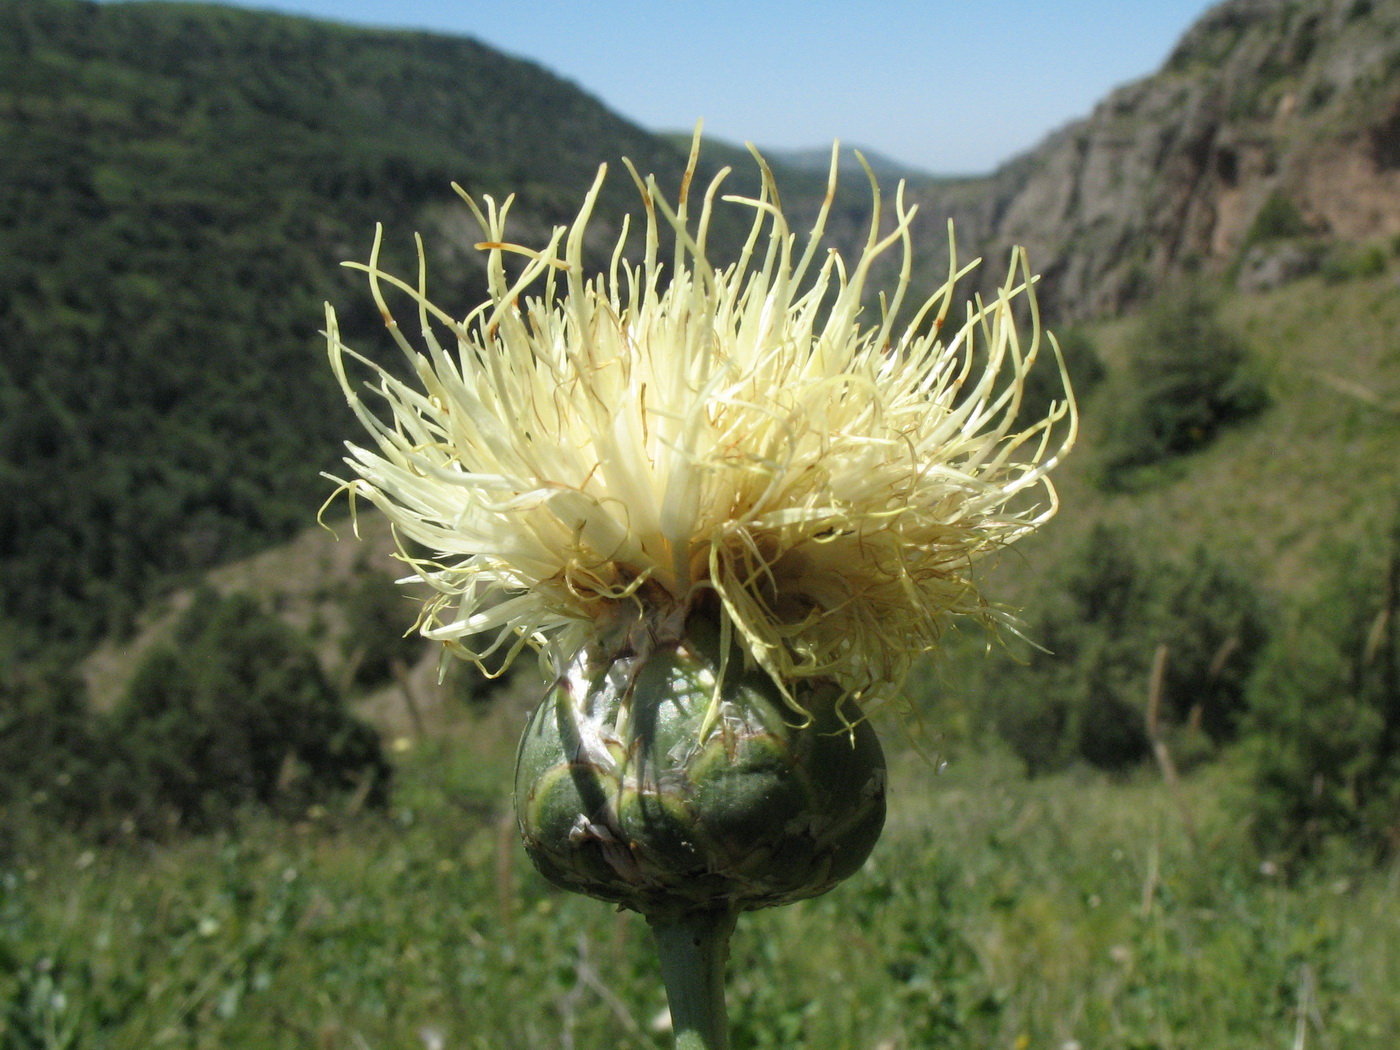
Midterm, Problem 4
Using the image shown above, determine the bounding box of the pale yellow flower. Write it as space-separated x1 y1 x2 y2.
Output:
325 137 1075 713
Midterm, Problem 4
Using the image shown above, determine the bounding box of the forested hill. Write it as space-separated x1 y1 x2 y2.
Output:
0 0 696 658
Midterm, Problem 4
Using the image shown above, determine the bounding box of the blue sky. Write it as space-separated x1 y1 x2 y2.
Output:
164 0 1218 174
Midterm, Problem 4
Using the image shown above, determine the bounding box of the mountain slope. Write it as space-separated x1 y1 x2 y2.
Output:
0 0 694 656
905 0 1400 317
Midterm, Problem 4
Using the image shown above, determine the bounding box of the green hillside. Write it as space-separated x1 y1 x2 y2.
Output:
974 266 1400 613
3 2 1400 1044
0 0 694 658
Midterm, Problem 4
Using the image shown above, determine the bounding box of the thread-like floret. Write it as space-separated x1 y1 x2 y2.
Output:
325 134 1076 714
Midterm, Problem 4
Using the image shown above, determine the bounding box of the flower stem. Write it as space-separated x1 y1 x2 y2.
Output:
649 907 738 1050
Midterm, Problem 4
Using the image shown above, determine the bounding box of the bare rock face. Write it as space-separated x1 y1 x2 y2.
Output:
910 0 1400 319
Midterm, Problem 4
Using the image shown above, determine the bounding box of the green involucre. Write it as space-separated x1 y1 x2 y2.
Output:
514 619 887 917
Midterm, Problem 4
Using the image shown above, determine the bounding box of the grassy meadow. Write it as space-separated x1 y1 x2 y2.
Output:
4 686 1398 1050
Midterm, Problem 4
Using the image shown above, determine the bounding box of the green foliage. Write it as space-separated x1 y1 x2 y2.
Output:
986 526 1270 774
1243 531 1400 860
1320 241 1389 283
1 742 1396 1048
108 590 390 833
1247 191 1312 242
339 574 427 693
1022 325 1104 423
1099 285 1269 487
0 659 110 837
0 0 695 660
728 846 1001 1050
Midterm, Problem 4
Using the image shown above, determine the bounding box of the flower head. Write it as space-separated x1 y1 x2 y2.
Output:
325 136 1076 714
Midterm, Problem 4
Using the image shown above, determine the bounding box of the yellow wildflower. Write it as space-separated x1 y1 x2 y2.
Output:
325 135 1075 713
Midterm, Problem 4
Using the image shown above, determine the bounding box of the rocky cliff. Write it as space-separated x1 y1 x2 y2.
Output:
914 0 1400 318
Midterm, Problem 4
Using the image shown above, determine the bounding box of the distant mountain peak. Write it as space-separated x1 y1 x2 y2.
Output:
759 144 935 181
658 131 939 183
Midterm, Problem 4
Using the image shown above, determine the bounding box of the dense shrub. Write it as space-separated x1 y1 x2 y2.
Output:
1246 191 1312 242
985 526 1270 774
1099 285 1268 487
1320 242 1388 284
109 590 390 833
1243 535 1400 860
0 659 110 836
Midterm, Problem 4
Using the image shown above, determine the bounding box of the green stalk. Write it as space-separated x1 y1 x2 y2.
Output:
648 908 738 1050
